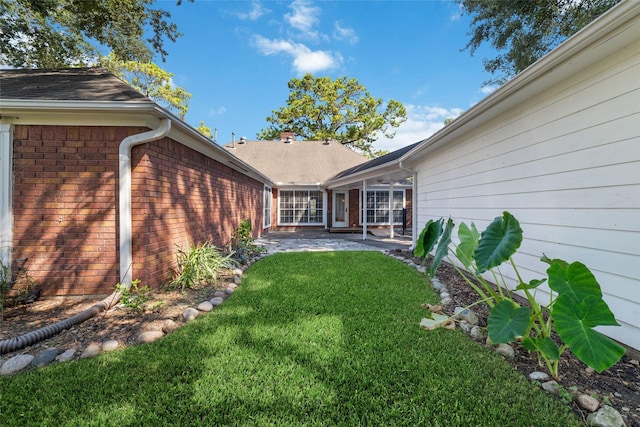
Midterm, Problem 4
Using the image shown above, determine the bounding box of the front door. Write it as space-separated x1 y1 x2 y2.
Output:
333 191 348 227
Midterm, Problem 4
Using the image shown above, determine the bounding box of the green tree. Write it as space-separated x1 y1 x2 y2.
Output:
0 0 191 68
196 121 214 139
458 0 620 84
99 54 191 119
258 74 407 157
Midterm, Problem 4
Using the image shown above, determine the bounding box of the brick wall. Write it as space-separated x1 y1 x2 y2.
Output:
12 125 264 296
130 139 263 288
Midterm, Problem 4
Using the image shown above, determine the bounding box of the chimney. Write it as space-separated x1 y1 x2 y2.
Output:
280 131 295 143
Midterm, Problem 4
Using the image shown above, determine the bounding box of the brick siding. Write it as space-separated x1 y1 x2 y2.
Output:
12 125 263 296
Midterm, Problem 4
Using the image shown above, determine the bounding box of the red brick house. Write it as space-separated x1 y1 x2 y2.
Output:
0 68 272 296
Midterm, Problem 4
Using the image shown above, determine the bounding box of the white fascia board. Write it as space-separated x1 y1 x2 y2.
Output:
400 0 640 165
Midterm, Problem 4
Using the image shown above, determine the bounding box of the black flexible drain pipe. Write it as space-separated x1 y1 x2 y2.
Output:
0 293 121 355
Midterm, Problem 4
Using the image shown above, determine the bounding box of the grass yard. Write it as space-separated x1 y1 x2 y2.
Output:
0 252 581 426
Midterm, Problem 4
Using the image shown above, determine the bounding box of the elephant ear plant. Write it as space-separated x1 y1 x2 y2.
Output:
415 211 625 379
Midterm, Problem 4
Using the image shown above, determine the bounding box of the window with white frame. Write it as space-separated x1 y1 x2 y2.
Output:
279 190 324 225
263 186 272 228
361 190 404 225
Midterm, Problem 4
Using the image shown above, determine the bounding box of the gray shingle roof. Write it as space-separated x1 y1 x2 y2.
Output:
224 139 368 185
332 141 422 179
0 67 150 102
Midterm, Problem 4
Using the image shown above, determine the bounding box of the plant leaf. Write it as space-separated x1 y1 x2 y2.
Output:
515 279 546 291
427 218 454 278
455 222 480 268
487 300 530 343
522 336 560 361
474 212 523 273
419 313 452 330
414 218 443 259
547 259 603 303
553 294 625 372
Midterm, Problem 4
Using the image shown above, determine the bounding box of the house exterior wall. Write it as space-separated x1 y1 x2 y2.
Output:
12 124 263 296
412 36 640 349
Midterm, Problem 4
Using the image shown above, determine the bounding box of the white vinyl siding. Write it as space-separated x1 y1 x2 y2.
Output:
413 34 640 349
278 190 324 225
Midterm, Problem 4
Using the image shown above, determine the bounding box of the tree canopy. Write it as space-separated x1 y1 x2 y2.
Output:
99 54 191 119
458 0 620 84
258 74 407 157
0 0 191 68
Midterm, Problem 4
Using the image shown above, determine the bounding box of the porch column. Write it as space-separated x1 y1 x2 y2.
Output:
389 180 394 239
362 180 367 240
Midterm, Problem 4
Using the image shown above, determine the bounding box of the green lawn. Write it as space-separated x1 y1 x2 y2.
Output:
0 252 580 426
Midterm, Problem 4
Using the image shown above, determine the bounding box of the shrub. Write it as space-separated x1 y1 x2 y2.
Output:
115 279 159 316
170 240 237 292
415 211 625 378
226 219 266 264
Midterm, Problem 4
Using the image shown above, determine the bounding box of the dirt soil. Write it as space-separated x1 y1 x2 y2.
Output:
1 253 639 426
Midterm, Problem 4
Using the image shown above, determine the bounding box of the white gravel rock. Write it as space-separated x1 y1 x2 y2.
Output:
1 354 34 375
57 349 77 362
210 297 224 306
138 331 164 344
102 340 120 352
183 307 200 321
529 371 550 382
80 343 101 359
197 301 214 312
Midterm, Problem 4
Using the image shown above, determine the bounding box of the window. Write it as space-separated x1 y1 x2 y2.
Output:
263 186 272 228
362 190 404 225
279 190 324 225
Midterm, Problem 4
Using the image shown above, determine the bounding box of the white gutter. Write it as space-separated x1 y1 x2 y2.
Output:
0 124 13 271
119 118 171 287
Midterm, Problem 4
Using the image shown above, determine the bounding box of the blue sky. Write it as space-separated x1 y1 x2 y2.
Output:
159 0 499 152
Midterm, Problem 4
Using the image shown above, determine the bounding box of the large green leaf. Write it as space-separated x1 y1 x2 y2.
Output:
414 218 443 259
553 294 624 372
427 218 454 278
522 336 560 361
474 212 523 273
487 300 530 343
515 279 546 291
547 259 603 303
455 222 479 268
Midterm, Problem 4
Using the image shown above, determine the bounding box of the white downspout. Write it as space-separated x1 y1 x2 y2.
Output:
399 160 417 250
0 124 14 272
119 119 171 288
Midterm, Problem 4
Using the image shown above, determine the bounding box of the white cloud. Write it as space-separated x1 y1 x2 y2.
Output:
237 1 269 21
285 0 321 34
480 85 499 95
333 22 358 45
208 106 227 116
374 104 464 152
252 35 341 73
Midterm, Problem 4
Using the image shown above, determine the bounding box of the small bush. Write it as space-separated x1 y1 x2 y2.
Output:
115 279 158 316
170 240 237 292
227 219 266 264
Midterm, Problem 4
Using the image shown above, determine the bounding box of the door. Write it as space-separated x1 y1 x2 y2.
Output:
333 191 348 227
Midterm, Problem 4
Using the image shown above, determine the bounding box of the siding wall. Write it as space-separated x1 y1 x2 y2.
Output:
414 37 640 349
12 125 263 296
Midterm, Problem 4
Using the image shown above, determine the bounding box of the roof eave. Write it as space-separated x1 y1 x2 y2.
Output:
399 0 640 165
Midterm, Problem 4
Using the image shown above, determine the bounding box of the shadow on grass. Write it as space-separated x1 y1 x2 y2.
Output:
1 252 581 426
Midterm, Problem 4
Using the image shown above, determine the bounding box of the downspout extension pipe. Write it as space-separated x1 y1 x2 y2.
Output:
0 119 172 355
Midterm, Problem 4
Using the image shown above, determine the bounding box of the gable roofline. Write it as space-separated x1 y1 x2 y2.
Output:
399 0 640 165
0 71 274 186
